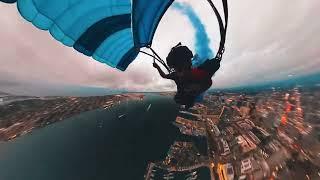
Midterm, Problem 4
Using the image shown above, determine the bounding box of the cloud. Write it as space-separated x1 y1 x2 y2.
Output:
0 0 320 95
172 2 214 66
211 0 320 88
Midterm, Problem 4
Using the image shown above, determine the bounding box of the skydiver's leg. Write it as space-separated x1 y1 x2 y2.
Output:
182 84 210 109
183 94 196 109
185 81 212 96
174 92 195 109
174 93 183 104
183 78 212 107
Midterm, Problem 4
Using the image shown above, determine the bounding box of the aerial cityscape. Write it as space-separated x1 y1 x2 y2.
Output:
0 0 319 179
1 86 320 180
145 86 320 180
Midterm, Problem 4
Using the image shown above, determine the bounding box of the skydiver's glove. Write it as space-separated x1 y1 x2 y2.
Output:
153 62 159 68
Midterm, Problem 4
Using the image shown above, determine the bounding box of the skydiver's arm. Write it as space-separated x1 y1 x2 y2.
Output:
153 62 174 79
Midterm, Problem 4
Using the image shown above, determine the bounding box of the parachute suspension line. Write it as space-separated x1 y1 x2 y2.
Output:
146 46 171 72
139 50 160 61
139 50 163 65
148 47 171 72
206 0 228 62
139 47 171 72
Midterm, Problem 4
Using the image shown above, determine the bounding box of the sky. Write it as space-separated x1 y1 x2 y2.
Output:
0 0 320 96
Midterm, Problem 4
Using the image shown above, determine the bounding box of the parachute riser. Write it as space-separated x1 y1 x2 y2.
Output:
206 0 228 62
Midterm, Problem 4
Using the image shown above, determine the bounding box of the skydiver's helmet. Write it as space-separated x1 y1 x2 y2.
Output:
166 43 193 71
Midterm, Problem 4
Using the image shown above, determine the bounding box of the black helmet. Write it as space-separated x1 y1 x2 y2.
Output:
166 43 193 70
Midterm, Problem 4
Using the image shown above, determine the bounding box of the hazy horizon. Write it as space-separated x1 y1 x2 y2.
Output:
2 71 319 97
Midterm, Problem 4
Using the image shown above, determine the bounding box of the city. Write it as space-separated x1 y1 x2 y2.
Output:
146 87 320 180
1 87 320 180
0 93 144 141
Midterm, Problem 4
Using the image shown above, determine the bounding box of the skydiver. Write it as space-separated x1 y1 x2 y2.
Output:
153 43 221 109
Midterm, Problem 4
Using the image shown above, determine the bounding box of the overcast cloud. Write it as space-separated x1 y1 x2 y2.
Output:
0 0 320 95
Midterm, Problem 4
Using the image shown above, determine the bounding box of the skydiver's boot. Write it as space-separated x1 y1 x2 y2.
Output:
179 105 186 110
185 102 195 110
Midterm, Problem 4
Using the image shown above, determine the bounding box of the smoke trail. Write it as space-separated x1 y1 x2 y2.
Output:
172 2 214 67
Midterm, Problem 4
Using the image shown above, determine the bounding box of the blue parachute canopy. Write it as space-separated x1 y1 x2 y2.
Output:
132 1 174 47
1 0 174 71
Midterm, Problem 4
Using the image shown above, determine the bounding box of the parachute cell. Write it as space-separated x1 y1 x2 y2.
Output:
132 0 174 46
1 0 175 71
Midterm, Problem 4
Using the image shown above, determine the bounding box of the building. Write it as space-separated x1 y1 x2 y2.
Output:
255 127 270 137
240 106 250 118
174 117 206 137
247 131 261 145
240 158 253 175
220 138 231 156
193 104 208 115
236 121 252 131
278 131 294 144
211 124 221 137
178 111 201 121
251 127 271 143
218 163 235 180
236 135 257 153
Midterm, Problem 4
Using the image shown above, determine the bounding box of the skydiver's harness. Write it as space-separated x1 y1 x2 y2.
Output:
140 0 229 73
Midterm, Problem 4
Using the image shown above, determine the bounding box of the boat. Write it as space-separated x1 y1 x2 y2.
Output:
146 104 152 112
